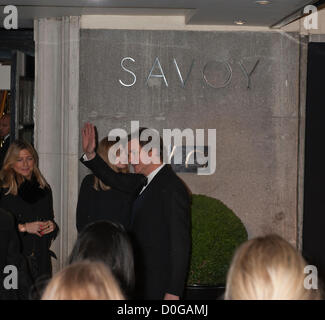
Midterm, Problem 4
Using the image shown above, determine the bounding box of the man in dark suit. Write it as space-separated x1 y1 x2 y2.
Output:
0 114 11 169
81 123 191 300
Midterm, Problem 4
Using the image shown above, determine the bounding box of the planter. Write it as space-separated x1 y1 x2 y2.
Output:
188 195 247 287
184 284 225 300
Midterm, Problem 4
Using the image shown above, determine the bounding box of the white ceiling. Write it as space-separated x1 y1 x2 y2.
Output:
0 0 319 28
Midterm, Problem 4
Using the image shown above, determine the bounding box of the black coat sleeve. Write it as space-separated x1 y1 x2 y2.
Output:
80 154 147 194
76 175 92 233
164 182 191 297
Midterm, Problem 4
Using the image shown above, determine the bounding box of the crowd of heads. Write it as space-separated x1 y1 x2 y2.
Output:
0 126 322 300
39 229 322 300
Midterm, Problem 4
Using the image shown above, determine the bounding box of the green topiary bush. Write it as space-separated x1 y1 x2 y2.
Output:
187 194 248 285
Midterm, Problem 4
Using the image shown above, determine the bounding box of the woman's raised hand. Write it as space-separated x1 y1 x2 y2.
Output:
82 123 96 159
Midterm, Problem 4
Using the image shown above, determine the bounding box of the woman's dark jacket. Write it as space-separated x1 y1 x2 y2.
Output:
76 174 134 233
0 176 58 282
0 208 32 300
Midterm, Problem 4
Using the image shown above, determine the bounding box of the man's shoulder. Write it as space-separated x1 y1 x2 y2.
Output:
154 165 175 181
161 165 183 180
157 165 190 192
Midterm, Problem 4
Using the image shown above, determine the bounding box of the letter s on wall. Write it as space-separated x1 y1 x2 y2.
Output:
119 57 137 87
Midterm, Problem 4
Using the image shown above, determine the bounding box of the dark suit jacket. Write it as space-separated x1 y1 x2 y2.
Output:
81 155 191 299
0 136 10 169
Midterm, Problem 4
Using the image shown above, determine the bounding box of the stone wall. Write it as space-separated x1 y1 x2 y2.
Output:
79 30 301 244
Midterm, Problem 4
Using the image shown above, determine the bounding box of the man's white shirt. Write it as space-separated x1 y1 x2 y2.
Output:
139 164 165 195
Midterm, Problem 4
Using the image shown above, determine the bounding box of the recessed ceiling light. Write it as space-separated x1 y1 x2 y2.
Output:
256 0 270 4
234 20 246 25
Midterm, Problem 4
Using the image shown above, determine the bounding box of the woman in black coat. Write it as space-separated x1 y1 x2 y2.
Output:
0 140 58 286
76 137 132 233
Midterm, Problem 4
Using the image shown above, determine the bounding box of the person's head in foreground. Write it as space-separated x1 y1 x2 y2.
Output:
41 261 124 300
69 221 134 297
225 234 322 300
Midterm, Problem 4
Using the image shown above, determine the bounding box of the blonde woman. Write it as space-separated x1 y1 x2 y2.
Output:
76 137 129 233
225 234 322 300
42 261 125 300
0 140 58 284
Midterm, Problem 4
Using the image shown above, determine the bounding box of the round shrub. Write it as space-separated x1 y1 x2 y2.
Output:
187 194 248 285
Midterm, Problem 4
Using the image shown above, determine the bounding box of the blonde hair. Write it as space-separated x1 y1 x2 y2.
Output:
225 234 322 300
0 140 49 195
42 261 125 300
93 138 128 191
